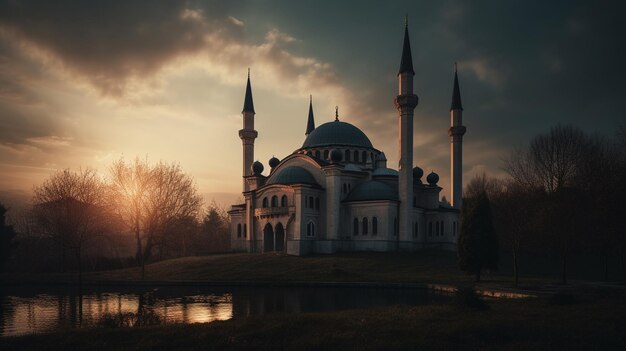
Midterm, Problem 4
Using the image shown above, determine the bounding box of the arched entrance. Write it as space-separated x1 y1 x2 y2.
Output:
263 223 274 252
275 223 285 252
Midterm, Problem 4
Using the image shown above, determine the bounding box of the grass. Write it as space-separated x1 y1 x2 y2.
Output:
4 251 473 285
88 251 467 283
2 294 625 351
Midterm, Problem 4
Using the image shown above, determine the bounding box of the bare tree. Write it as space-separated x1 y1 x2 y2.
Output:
108 158 202 278
464 172 504 200
32 169 108 285
504 125 594 284
505 125 587 193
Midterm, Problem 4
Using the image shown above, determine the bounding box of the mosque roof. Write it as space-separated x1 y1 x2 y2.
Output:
344 180 398 202
302 120 374 149
372 167 399 177
266 166 319 186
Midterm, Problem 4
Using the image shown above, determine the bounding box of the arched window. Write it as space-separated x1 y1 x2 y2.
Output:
281 195 288 207
348 183 351 191
342 183 347 194
243 224 247 238
353 218 359 236
429 222 433 237
413 222 418 238
441 221 445 236
435 221 440 236
362 151 367 163
237 223 242 238
372 217 378 235
413 196 417 207
412 222 416 237
323 150 329 159
271 195 278 207
262 197 268 208
308 196 314 209
353 150 359 162
345 150 351 162
315 197 320 210
362 217 368 235
307 221 315 237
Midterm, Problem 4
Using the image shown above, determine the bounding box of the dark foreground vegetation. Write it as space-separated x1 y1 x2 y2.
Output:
2 293 625 351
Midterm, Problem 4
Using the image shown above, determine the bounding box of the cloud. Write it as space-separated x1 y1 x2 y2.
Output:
459 58 506 88
0 1 241 96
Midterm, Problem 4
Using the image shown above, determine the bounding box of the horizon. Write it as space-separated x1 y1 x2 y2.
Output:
1 0 625 212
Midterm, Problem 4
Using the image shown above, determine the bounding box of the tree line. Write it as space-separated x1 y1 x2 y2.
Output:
459 124 626 285
0 158 231 280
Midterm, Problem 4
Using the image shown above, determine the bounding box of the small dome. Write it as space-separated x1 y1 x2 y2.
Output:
344 180 398 202
330 149 343 162
302 120 374 149
426 171 439 185
412 166 424 180
251 161 264 175
267 166 319 186
269 156 280 168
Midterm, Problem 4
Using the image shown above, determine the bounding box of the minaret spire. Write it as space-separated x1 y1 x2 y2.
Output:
451 63 463 111
448 64 467 209
239 69 258 192
394 16 419 245
305 95 315 135
398 16 415 76
242 67 255 114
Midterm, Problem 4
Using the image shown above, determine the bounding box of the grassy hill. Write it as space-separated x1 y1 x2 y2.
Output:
83 251 470 284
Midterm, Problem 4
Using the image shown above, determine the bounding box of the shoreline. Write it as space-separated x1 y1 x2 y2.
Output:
1 278 537 298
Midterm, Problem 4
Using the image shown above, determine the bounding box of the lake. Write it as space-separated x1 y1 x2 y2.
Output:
0 285 450 337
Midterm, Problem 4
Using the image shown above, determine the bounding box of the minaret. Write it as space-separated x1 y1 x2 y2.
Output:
239 69 258 192
448 64 466 209
305 95 315 135
394 17 419 243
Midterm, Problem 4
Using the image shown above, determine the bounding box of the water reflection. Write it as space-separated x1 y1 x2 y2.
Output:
0 286 448 336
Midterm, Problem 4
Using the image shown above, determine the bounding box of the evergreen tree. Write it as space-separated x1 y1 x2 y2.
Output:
0 203 17 272
458 192 498 282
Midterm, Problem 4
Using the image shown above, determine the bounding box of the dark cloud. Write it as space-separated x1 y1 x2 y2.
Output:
0 0 240 96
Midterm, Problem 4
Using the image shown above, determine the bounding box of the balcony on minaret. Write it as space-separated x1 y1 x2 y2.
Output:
239 129 258 141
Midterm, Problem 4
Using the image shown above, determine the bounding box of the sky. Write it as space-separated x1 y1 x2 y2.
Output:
1 0 625 211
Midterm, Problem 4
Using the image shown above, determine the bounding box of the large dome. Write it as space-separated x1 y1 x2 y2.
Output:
267 166 319 186
302 120 373 149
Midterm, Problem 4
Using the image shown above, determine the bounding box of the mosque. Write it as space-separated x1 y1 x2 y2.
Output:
228 21 467 255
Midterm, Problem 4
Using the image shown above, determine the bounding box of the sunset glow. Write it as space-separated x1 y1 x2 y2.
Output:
0 1 623 212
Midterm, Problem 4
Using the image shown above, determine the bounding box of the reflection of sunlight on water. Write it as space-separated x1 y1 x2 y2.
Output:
1 292 233 336
155 294 233 324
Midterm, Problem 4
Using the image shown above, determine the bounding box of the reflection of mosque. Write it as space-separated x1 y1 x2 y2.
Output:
229 20 467 255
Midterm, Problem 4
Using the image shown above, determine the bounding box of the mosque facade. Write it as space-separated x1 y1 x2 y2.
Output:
228 22 467 255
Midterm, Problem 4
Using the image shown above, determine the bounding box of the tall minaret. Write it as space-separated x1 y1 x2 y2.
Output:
448 64 466 209
305 95 315 136
394 17 419 242
239 69 258 192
